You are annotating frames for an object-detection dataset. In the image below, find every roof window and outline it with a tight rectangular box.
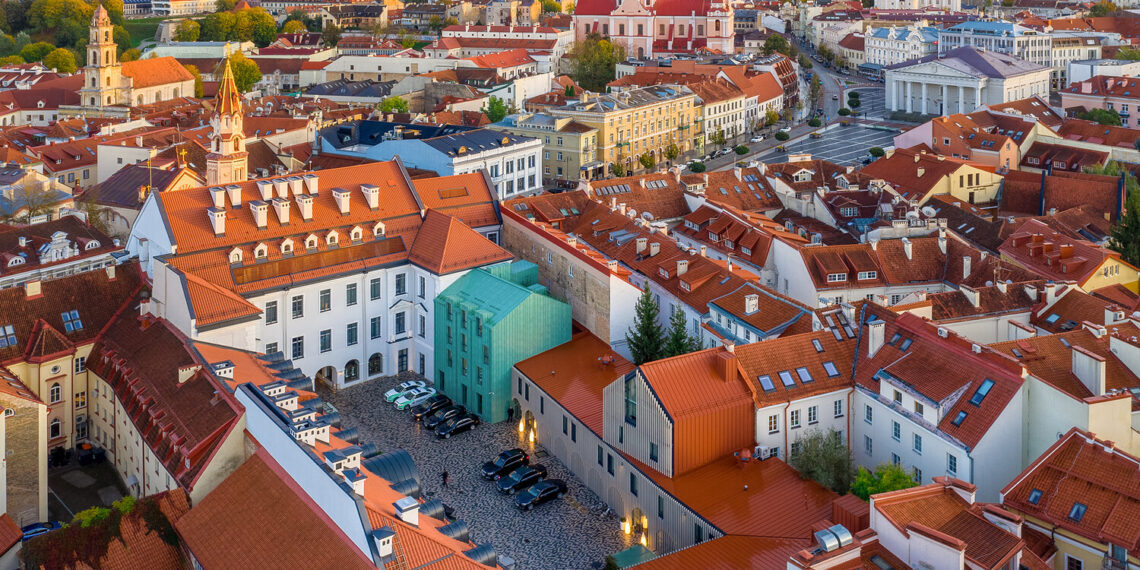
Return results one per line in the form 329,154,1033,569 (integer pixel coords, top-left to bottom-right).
951,411,967,426
889,332,902,346
812,338,824,353
823,361,839,377
61,310,83,332
899,338,913,351
0,325,14,348
1068,502,1087,522
1028,488,1043,505
758,375,775,392
796,367,814,383
969,379,994,406
778,370,795,388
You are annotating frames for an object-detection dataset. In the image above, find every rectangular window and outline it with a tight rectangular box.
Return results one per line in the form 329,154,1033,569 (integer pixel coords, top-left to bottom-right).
894,390,902,404
291,336,304,359
823,361,839,377
790,409,801,428
891,453,900,466
395,274,407,295
370,317,382,339
864,435,873,454
320,329,331,353
649,442,658,462
319,289,331,312
834,400,843,418
914,402,924,416
969,379,995,406
395,312,406,335
264,301,278,324
398,349,408,372
265,342,277,354
418,276,426,298
571,423,576,442
947,454,957,474
607,454,614,475
913,434,923,454
74,356,86,374
624,375,637,426
598,445,604,466
540,397,544,414
346,283,357,306
892,421,901,441
419,315,426,338
865,405,873,424
768,414,779,433
808,406,818,424
370,278,382,300
913,467,922,484
291,295,304,319
563,416,568,435
347,323,358,346
658,496,664,519
483,345,490,365
694,525,703,543
629,473,638,496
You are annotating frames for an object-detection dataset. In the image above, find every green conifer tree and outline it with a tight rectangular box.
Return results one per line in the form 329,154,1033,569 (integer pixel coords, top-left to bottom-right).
626,286,665,365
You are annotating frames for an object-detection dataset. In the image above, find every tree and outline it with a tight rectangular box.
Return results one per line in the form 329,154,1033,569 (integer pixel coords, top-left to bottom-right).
564,84,574,97
1090,0,1117,16
774,131,790,141
709,128,726,147
483,96,508,122
625,285,665,365
542,0,561,11
19,41,52,62
217,51,261,92
0,55,23,65
734,144,748,155
789,429,854,494
1078,107,1122,126
638,152,655,169
174,19,200,41
869,146,885,157
248,8,278,47
798,54,813,69
183,63,204,97
664,143,679,161
216,0,236,10
42,47,75,72
281,19,306,34
810,75,822,104
569,32,625,92
113,24,131,54
27,0,93,48
1084,161,1140,266
851,463,918,500
688,161,706,173
428,15,443,32
323,22,342,47
837,107,851,116
380,96,409,113
610,162,625,177
808,117,821,127
119,47,140,61
662,307,701,358
763,34,790,56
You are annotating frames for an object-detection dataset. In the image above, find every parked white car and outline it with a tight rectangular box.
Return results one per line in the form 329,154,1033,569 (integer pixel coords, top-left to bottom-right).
384,381,426,402
750,135,764,143
394,387,437,410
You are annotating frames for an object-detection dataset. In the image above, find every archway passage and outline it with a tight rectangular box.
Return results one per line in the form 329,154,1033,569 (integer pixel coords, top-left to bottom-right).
315,365,337,389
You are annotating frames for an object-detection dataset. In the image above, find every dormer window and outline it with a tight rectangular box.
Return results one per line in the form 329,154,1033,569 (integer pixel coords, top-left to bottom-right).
373,222,386,237
826,273,847,283
679,281,690,292
327,231,339,246
658,268,668,278
351,226,363,241
840,207,858,217
281,239,293,255
84,240,100,250
229,249,243,264
7,257,23,267
254,243,268,259
708,231,718,243
306,235,318,249
794,171,811,182
857,271,877,280
724,240,733,249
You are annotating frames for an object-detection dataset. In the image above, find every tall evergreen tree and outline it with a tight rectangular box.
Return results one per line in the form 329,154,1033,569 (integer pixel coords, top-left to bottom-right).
663,306,702,358
1110,185,1140,266
626,286,664,365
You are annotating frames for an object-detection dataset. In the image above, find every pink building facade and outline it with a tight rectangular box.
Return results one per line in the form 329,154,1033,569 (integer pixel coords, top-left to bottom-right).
572,0,735,58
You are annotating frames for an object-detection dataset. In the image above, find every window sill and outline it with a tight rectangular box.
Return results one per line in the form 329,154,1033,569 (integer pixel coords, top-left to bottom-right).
808,421,818,426
791,425,801,430
768,430,779,435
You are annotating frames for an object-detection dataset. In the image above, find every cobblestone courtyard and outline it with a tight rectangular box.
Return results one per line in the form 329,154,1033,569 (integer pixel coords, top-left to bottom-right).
322,375,628,569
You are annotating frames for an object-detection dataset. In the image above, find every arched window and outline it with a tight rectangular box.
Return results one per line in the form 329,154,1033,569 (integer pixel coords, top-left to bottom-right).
254,244,268,259
89,97,96,106
373,222,386,237
49,419,61,439
326,231,339,246
173,88,179,98
345,360,360,382
7,257,23,267
84,240,100,250
368,353,383,376
105,77,111,87
306,235,318,249
49,383,61,403
281,239,293,254
351,226,363,241
230,249,242,264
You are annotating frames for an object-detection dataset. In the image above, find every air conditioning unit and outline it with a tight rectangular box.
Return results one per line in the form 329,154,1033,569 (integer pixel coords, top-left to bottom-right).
754,445,772,460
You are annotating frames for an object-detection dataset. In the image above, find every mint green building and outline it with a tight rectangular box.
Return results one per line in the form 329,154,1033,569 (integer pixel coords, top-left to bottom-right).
433,260,571,423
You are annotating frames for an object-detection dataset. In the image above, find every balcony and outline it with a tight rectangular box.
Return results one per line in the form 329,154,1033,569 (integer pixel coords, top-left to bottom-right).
1102,557,1126,570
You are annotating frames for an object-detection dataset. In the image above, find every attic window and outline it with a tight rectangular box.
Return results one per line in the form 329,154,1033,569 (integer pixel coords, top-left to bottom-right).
351,227,363,241
857,271,877,280
1044,314,1060,324
229,249,242,264
899,338,913,351
1068,502,1087,522
796,367,814,383
778,370,795,387
84,240,100,250
327,232,339,246
0,325,14,348
7,257,23,267
969,379,994,406
823,361,839,377
758,374,775,392
826,273,846,283
951,411,967,426
255,244,268,259
812,339,824,353
1028,488,1043,505
889,333,902,346
281,240,293,254
373,222,386,237
305,236,318,249
61,310,83,332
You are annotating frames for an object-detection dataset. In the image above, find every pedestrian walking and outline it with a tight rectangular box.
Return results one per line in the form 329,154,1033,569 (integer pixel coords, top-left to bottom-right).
442,470,449,487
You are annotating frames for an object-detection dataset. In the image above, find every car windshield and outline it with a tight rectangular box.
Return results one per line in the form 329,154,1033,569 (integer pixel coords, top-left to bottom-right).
493,456,510,467
505,467,528,481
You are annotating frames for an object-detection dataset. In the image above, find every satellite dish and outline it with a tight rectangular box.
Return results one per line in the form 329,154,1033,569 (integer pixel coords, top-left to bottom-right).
642,211,654,221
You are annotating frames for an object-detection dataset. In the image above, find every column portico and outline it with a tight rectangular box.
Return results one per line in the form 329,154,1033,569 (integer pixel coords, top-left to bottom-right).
921,82,928,114
958,85,965,114
906,81,913,113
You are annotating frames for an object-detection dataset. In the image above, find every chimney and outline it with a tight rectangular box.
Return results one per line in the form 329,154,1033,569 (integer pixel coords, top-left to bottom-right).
938,233,947,254
271,197,291,225
249,200,268,229
961,284,980,308
256,180,274,201
745,294,759,314
105,265,116,281
869,237,879,251
733,167,742,180
699,245,707,257
394,497,420,526
372,528,396,559
1072,345,1107,396
676,259,688,275
303,173,320,194
718,349,738,383
609,196,617,212
361,183,380,210
296,193,314,221
867,319,885,358
273,178,289,199
208,207,226,236
287,176,303,196
916,167,925,178
1045,282,1058,305
1024,284,1038,301
209,187,226,209
997,280,1008,293
332,187,351,215
650,242,660,256
225,184,242,208
902,237,912,260
619,202,627,216
636,237,647,254
962,256,972,279
24,280,41,298
1106,306,1127,325
1059,243,1074,259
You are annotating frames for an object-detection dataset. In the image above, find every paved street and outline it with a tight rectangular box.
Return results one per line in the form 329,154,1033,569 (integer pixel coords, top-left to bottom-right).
322,376,627,569
751,125,899,166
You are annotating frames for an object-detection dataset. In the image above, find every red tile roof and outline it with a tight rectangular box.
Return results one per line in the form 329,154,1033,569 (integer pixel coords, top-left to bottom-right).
987,96,1064,128
1002,428,1140,559
636,535,808,569
989,324,1140,400
411,171,499,228
464,48,534,69
680,166,783,213
407,209,513,275
514,331,634,436
1057,118,1140,148
859,147,974,203
838,33,864,51
121,56,195,90
999,218,1125,285
175,449,374,568
0,514,18,554
587,171,690,221
735,328,856,407
1000,169,1121,222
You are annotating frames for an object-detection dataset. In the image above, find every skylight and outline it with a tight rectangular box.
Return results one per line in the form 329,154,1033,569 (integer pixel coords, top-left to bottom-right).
778,370,795,387
61,310,83,332
969,379,995,406
889,332,902,346
1068,502,1087,522
899,338,913,351
758,375,775,392
951,411,967,426
1028,488,1043,505
812,339,824,353
1044,313,1060,324
823,361,839,377
796,367,814,383
0,325,14,348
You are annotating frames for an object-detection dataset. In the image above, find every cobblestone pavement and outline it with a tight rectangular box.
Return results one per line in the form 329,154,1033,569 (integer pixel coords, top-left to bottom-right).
321,374,629,569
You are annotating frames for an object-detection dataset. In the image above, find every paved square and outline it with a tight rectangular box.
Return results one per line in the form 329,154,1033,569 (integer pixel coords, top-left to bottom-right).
753,125,899,166
322,376,628,569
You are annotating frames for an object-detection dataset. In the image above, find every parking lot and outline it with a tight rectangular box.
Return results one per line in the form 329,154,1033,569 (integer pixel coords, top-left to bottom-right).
751,124,899,166
845,87,887,120
322,376,627,569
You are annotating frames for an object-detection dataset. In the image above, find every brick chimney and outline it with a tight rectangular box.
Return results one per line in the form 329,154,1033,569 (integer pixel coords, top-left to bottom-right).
1072,345,1106,396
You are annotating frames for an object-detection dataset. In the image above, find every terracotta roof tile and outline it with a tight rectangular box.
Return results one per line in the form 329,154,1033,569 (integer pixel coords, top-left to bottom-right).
588,172,690,221
0,514,18,554
121,57,195,90
407,209,512,275
175,450,374,568
990,324,1140,399
411,172,499,228
735,328,856,407
635,535,808,569
999,218,1126,284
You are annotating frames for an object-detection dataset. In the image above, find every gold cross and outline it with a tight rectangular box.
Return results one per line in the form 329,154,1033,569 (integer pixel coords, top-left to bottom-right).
178,147,188,162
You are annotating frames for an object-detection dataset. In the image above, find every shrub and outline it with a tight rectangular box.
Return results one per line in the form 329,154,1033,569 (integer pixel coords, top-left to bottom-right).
808,117,821,127
869,147,885,157
689,161,707,173
775,131,790,141
734,145,748,155
849,99,861,109
837,108,851,116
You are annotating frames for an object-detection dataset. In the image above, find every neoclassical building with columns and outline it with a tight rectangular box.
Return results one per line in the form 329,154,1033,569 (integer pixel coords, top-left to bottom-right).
885,46,1051,115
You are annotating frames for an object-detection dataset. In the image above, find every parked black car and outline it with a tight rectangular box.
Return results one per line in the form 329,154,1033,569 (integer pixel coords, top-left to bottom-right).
481,448,529,480
423,405,466,430
435,413,480,439
515,479,568,510
412,394,452,422
497,464,548,494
